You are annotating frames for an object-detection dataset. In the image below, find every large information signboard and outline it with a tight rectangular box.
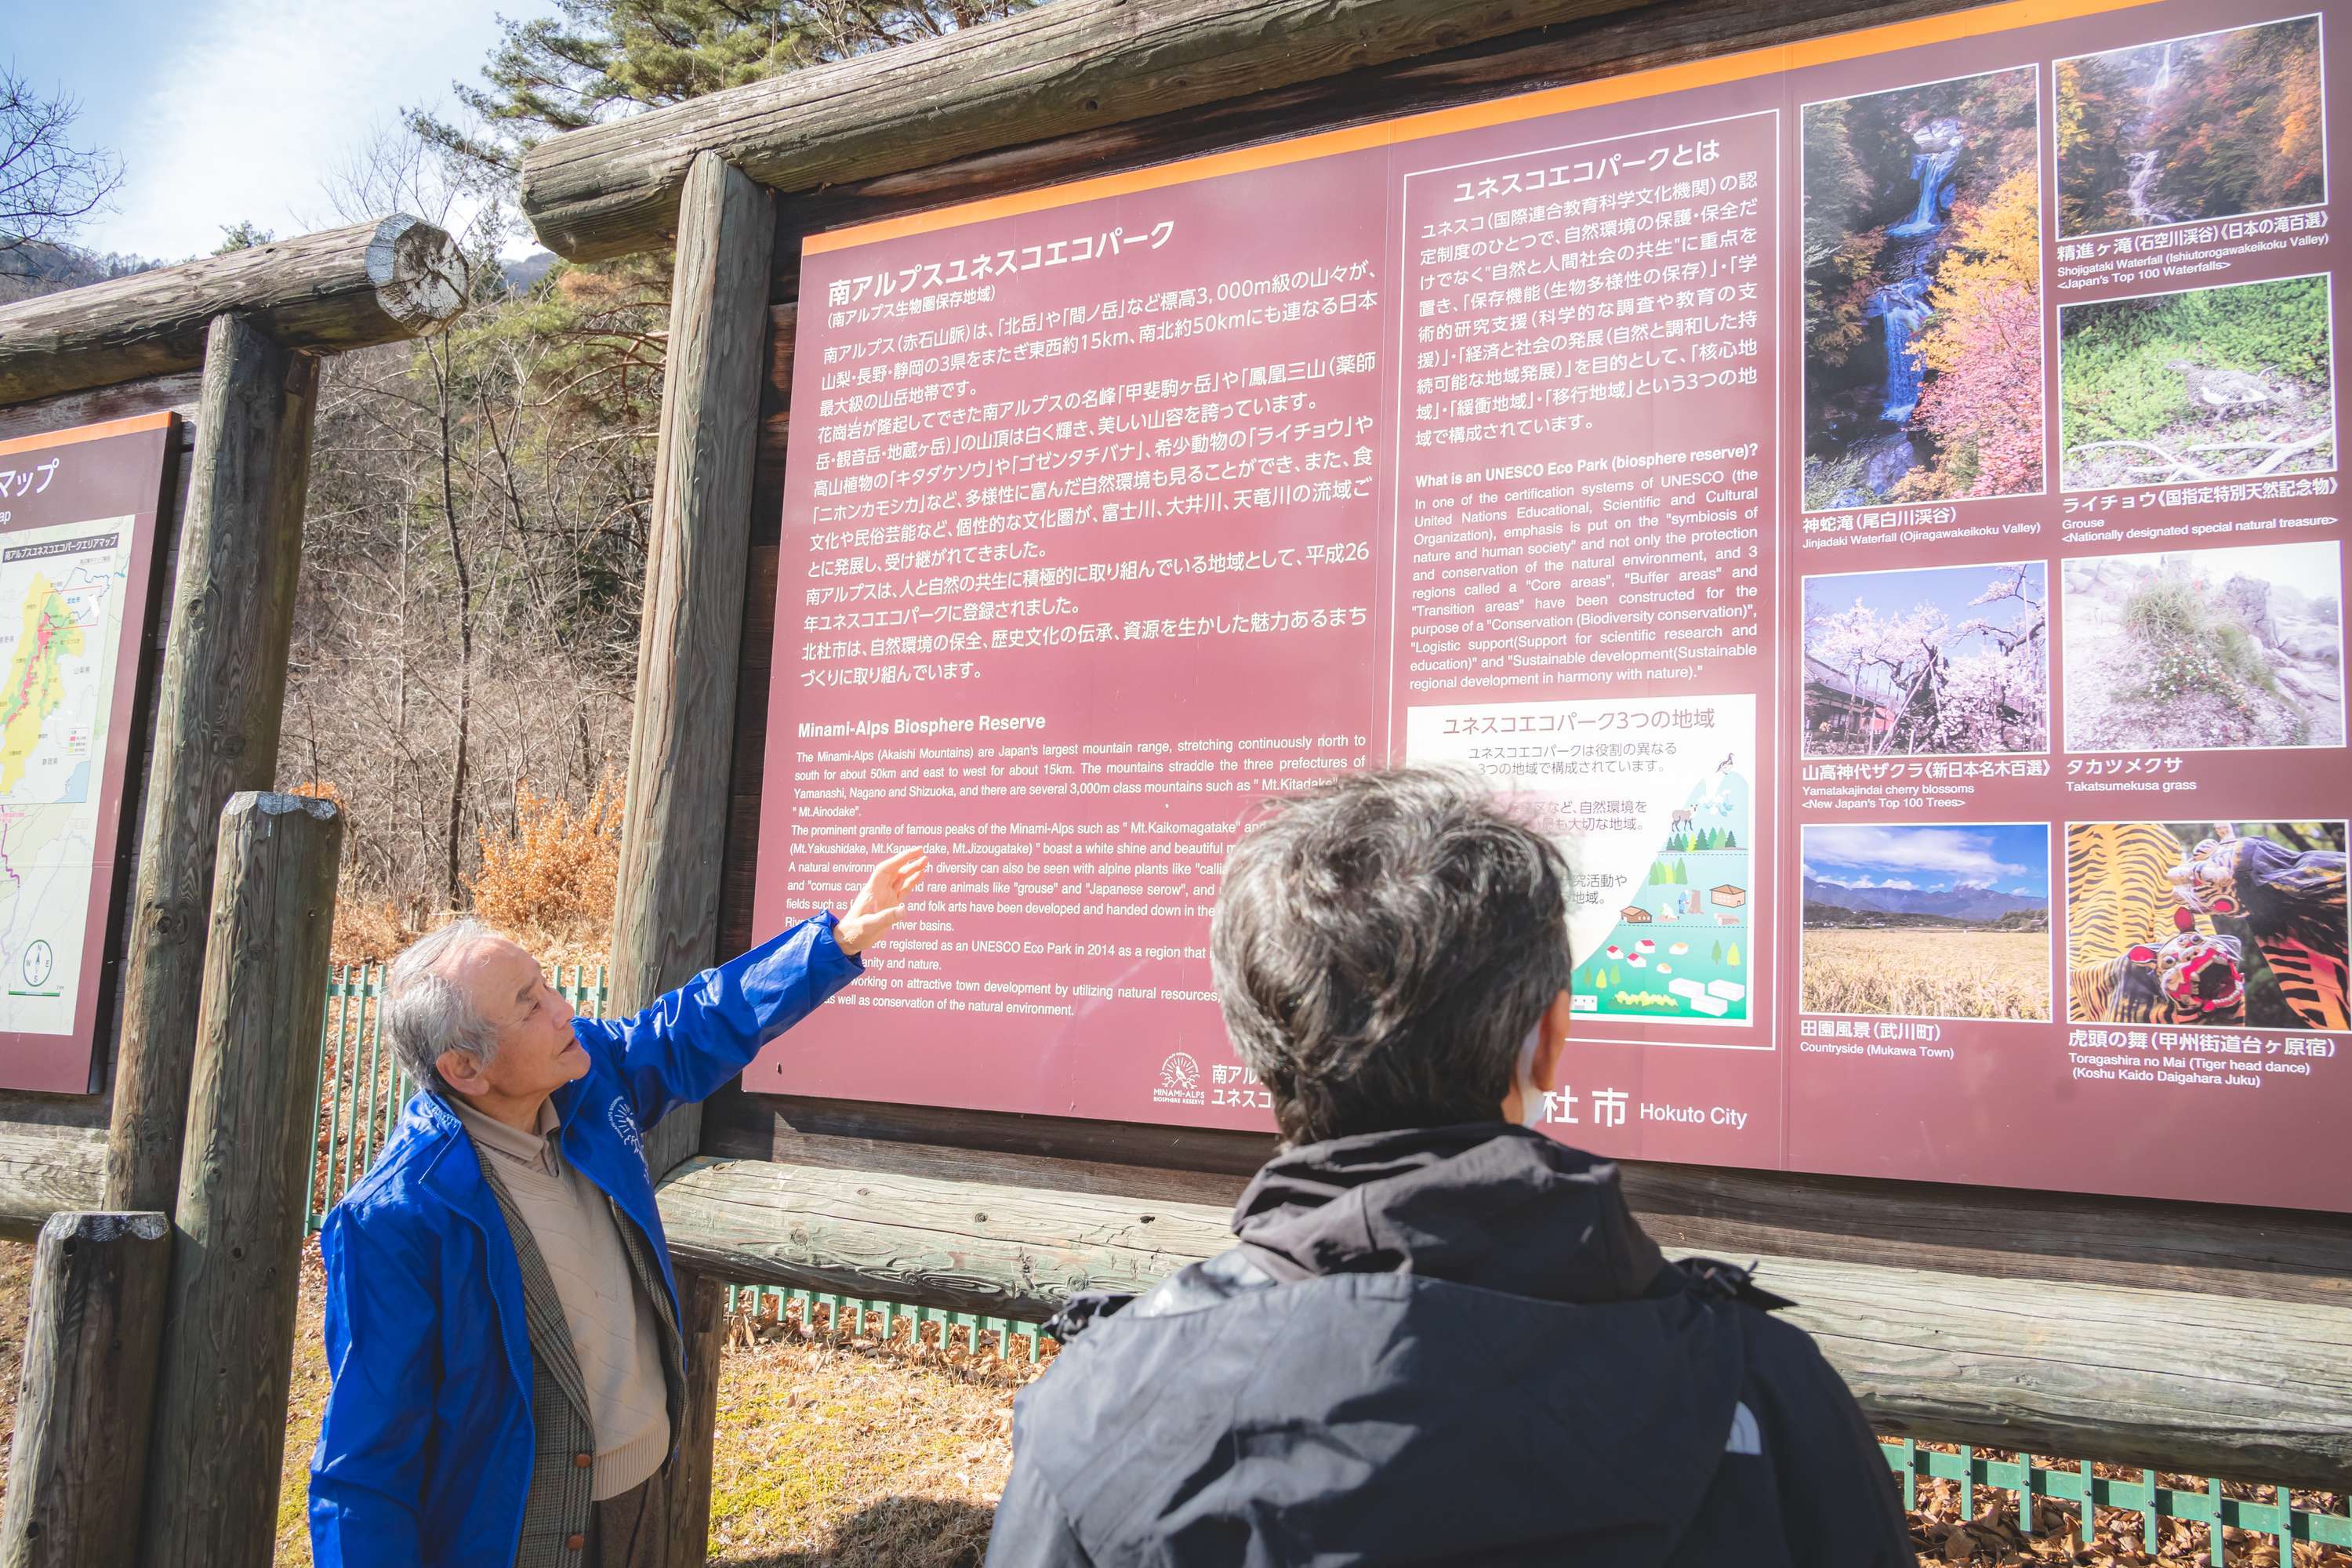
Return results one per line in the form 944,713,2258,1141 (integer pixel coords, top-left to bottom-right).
0,414,174,1094
753,0,2352,1212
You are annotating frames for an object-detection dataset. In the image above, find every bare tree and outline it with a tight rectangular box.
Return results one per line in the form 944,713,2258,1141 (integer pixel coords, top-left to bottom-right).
0,66,122,270
282,119,659,929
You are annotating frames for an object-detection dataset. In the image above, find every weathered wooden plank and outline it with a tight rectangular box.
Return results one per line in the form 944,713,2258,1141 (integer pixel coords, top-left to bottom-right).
655,1152,2352,1488
0,217,464,405
103,317,318,1218
1617,1162,2352,1310
705,1097,2352,1307
706,1087,1278,1178
521,0,1653,261
140,794,342,1568
0,1211,170,1568
0,370,201,445
658,1154,1234,1313
0,1127,108,1244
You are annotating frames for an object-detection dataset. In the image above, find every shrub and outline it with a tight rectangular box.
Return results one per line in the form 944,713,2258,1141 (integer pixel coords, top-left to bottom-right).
466,775,623,962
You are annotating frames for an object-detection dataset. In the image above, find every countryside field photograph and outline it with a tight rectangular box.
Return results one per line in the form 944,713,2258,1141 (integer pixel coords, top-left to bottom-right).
1802,822,2052,1019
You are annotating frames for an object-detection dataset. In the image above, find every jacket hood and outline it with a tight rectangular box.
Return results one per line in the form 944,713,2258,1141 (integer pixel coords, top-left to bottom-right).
1009,1124,1766,1565
1232,1121,1669,1304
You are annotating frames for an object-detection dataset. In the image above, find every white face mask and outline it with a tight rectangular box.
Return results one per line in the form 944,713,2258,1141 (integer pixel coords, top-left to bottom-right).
1513,1022,1548,1129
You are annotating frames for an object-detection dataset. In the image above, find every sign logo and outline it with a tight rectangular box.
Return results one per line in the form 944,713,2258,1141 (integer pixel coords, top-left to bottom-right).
1152,1051,1205,1107
608,1096,644,1165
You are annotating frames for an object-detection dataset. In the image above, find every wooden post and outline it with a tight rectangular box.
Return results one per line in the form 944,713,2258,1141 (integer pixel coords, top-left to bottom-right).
103,315,318,1218
138,793,342,1568
662,1269,731,1563
0,1211,171,1568
612,150,777,1174
607,150,773,1568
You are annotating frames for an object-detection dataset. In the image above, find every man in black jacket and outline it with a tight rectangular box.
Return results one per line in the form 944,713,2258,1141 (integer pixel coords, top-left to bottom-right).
985,768,1918,1567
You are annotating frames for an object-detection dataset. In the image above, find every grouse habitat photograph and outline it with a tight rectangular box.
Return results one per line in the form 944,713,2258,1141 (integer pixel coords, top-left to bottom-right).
2056,273,2336,488
1801,64,2043,510
2060,542,2344,753
2055,14,2326,238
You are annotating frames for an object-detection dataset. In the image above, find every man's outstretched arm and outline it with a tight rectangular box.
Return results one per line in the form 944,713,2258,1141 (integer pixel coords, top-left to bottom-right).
588,848,928,1127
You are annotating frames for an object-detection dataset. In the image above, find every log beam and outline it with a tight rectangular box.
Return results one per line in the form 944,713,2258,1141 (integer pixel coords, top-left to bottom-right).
0,216,465,406
610,152,777,1181
655,1153,2352,1490
0,1211,171,1568
520,0,1648,261
139,794,342,1568
103,315,318,1219
0,1128,108,1243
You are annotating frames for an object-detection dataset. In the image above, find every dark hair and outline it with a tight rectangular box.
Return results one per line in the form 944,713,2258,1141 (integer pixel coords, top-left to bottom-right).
1210,767,1574,1145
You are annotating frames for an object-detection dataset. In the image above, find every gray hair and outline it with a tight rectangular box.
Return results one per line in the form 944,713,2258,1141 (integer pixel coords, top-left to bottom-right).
383,919,501,1094
1211,768,1575,1145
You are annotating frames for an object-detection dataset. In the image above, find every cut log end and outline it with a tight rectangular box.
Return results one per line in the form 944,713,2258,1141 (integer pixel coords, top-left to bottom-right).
365,215,470,332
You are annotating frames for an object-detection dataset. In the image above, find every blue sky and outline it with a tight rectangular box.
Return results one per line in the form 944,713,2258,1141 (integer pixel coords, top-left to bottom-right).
1803,824,2051,896
1805,561,2046,648
9,0,561,261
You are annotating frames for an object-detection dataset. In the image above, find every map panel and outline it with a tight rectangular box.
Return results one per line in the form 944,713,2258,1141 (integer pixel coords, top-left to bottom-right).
0,518,136,1037
0,412,174,1093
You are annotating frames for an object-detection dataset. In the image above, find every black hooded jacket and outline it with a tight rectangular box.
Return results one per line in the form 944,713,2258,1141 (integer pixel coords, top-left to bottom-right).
984,1124,1917,1567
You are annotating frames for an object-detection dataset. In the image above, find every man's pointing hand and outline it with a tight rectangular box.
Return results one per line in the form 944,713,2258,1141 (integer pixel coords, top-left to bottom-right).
836,848,930,956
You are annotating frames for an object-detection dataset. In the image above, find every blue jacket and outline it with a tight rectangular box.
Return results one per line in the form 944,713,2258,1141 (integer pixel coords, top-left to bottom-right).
308,914,862,1568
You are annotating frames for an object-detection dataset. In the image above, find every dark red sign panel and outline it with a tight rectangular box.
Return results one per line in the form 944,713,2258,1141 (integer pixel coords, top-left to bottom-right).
0,413,175,1093
754,0,2352,1213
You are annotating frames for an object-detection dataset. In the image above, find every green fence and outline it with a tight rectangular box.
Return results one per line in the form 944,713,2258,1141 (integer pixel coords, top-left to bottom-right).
307,967,2350,1560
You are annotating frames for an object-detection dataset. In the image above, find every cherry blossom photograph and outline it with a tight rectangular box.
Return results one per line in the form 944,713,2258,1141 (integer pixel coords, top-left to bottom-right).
1801,560,2050,758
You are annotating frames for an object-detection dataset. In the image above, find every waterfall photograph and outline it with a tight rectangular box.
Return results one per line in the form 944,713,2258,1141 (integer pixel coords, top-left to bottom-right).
1802,66,2043,511
2056,15,2325,238
2057,273,2335,488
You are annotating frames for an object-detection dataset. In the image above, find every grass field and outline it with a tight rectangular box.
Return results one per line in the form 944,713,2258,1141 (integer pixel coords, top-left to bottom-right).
1801,927,2051,1020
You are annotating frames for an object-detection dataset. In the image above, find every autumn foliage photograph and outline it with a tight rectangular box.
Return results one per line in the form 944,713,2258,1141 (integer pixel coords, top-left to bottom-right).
2056,15,2325,238
1802,65,2043,510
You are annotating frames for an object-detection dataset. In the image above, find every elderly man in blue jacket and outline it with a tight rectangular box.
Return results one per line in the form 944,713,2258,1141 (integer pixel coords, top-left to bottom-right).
309,848,926,1568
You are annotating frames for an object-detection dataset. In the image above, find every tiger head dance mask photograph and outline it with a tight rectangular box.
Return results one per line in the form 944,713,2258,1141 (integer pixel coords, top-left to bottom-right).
2067,820,2349,1030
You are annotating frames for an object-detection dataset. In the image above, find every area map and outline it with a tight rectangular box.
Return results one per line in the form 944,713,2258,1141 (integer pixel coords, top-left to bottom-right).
0,517,133,1039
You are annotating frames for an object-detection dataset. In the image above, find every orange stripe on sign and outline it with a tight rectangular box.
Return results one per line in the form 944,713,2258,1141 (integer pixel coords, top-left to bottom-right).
804,0,2158,256
0,409,176,457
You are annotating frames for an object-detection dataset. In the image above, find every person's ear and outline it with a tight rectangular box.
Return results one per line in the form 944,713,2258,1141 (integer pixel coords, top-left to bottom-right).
1536,989,1573,1086
437,1048,488,1097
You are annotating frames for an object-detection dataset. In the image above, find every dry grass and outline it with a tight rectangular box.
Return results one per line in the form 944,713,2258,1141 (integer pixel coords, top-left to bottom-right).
466,776,622,968
1802,927,2052,1021
0,1240,2343,1565
324,777,622,967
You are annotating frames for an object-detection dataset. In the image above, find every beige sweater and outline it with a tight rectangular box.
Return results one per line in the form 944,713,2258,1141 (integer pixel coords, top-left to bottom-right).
453,1098,671,1499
